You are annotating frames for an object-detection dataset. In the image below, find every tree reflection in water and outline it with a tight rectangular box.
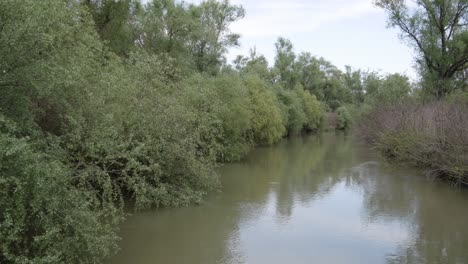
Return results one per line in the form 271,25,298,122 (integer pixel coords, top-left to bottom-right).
111,132,468,264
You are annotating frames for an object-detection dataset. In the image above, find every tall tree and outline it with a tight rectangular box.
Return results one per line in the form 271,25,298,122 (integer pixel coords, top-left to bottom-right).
234,47,271,80
274,37,297,89
83,0,136,56
376,0,468,99
140,0,195,54
344,66,365,104
295,53,351,110
191,0,245,74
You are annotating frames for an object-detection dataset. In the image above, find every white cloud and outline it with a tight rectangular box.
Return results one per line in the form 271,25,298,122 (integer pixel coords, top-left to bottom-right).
230,0,381,37
141,0,416,78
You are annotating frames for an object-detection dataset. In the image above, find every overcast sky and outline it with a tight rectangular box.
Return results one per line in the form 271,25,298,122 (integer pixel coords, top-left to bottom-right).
146,0,417,78
226,0,416,78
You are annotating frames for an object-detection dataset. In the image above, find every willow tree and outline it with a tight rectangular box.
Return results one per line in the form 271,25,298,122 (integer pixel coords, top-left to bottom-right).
191,0,245,74
83,0,137,56
376,0,468,98
273,37,298,89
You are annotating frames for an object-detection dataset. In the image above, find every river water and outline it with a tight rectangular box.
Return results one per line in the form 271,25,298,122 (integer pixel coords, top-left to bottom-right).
110,132,468,264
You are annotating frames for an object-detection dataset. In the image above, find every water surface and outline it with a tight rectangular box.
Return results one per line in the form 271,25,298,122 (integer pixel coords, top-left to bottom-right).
110,133,468,264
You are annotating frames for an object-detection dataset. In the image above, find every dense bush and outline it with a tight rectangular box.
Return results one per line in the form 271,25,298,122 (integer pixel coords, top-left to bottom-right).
0,1,220,262
180,73,253,162
277,88,307,135
0,117,120,263
244,76,286,145
363,73,411,105
359,102,468,185
2,0,413,262
301,90,324,131
0,0,105,133
446,89,468,104
336,106,352,130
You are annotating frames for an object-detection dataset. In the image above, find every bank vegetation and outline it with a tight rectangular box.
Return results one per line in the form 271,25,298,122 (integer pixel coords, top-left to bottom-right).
0,0,466,263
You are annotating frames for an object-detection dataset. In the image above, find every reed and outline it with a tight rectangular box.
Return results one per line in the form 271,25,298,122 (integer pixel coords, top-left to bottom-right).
359,101,468,185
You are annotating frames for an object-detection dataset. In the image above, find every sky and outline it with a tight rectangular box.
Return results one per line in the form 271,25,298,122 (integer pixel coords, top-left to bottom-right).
223,0,417,79
144,0,418,79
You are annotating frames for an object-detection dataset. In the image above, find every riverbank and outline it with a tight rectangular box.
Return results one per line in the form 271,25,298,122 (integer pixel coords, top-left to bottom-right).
110,132,468,264
359,101,468,185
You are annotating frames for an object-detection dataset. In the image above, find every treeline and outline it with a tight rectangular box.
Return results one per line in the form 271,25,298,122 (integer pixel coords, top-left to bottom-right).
359,1,468,185
0,0,409,262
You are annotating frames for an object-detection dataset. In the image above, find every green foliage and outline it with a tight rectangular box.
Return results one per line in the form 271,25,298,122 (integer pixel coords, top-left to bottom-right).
364,73,412,105
379,73,411,102
0,117,120,264
277,87,307,135
445,89,468,104
274,37,298,89
0,0,104,133
234,48,272,81
136,0,198,71
83,0,136,56
88,0,245,74
301,91,324,131
344,66,365,105
244,76,286,145
336,106,352,130
66,54,221,209
363,72,382,98
2,0,429,262
376,0,468,98
295,52,351,110
193,0,245,74
343,103,373,126
181,73,252,162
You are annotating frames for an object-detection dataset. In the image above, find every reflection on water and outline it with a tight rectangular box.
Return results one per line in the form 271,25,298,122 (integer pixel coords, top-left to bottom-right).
110,132,468,264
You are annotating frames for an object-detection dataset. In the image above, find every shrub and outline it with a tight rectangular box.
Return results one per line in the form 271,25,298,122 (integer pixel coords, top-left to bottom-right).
359,101,468,185
209,74,253,161
301,90,324,131
61,62,222,209
244,75,286,145
336,106,352,130
180,73,252,162
0,117,120,264
0,0,334,262
377,73,411,103
446,89,468,104
277,88,307,135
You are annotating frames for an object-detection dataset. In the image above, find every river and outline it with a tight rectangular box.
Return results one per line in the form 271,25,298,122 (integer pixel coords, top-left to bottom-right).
110,132,468,264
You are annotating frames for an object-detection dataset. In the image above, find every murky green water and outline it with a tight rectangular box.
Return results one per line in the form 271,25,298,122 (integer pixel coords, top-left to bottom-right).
110,132,468,264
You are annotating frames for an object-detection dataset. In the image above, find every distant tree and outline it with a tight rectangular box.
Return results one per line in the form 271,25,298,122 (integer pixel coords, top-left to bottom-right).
296,52,327,98
294,53,352,110
273,37,298,88
191,0,245,74
363,71,383,97
380,73,412,102
376,0,468,99
234,47,271,80
344,66,365,104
